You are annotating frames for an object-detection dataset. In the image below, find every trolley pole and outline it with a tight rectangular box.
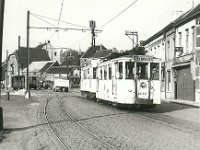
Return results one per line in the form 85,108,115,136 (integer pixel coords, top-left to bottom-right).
25,10,30,99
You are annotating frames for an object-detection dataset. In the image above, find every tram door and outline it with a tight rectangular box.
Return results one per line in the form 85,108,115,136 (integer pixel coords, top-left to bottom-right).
136,62,149,99
150,63,161,104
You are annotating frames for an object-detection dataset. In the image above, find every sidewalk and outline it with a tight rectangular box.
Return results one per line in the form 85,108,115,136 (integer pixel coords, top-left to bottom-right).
161,98,200,125
0,94,41,150
162,98,200,108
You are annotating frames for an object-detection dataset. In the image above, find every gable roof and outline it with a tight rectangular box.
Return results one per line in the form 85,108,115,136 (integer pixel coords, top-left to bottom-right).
16,47,50,69
46,66,69,74
23,61,54,73
93,50,112,58
143,3,200,45
81,44,107,58
39,61,59,73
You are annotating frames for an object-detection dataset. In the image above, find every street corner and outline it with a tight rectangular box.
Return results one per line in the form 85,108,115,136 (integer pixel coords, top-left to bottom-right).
156,99,200,125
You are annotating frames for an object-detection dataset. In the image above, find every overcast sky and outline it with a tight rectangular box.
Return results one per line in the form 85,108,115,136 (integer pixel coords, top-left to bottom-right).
2,0,199,60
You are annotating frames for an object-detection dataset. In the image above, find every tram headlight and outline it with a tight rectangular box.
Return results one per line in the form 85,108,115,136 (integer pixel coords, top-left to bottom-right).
140,82,147,88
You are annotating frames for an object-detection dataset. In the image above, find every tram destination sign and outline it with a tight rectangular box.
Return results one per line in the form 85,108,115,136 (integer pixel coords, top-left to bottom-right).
133,55,153,62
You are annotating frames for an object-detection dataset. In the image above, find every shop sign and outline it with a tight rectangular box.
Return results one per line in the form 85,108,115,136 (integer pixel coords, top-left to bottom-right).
173,54,193,64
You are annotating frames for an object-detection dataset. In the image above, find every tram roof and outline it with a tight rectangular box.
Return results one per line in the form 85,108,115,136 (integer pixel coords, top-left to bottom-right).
101,55,161,63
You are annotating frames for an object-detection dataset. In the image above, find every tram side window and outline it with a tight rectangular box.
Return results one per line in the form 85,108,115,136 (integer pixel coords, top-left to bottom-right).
150,63,159,80
137,63,148,79
104,65,107,80
93,67,97,79
83,70,86,79
118,62,123,79
108,64,112,80
87,69,90,79
99,67,103,80
126,62,135,79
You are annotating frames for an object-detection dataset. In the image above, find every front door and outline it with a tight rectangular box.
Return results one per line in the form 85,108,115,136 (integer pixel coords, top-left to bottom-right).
177,67,195,101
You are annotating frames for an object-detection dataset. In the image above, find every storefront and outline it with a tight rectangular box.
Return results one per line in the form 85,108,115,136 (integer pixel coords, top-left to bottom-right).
172,54,195,101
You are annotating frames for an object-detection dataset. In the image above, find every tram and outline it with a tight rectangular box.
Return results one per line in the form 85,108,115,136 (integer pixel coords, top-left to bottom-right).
81,55,162,108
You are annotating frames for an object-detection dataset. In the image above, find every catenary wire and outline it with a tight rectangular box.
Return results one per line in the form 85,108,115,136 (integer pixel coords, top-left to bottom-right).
30,13,57,27
98,0,138,29
31,12,88,29
57,0,65,27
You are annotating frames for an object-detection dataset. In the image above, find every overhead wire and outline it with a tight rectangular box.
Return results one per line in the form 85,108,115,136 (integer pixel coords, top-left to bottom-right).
68,0,139,49
56,0,65,49
158,0,189,20
68,33,90,48
57,0,64,27
31,12,88,29
98,0,138,29
30,13,57,27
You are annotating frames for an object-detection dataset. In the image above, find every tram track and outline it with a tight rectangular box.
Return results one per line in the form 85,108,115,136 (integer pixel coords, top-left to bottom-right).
44,97,72,150
56,94,121,150
133,110,200,135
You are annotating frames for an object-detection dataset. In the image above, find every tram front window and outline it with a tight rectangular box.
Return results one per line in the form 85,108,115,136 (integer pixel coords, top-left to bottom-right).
150,63,159,80
126,62,135,79
137,63,148,79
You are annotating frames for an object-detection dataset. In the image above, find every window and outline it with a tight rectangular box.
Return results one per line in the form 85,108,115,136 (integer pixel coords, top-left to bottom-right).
93,67,97,79
191,26,195,52
54,52,57,56
150,63,159,80
99,67,102,80
108,64,112,80
83,70,86,79
186,29,189,53
137,63,148,79
178,32,182,47
118,62,123,79
196,26,200,47
167,70,171,91
11,64,14,75
167,40,170,49
104,65,107,80
125,62,135,79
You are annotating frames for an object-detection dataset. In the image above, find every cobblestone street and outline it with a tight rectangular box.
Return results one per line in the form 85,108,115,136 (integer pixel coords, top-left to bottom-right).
1,90,200,149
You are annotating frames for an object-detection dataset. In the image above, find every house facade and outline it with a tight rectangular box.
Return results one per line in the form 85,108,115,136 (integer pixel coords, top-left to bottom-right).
80,44,107,67
143,3,200,103
5,46,50,88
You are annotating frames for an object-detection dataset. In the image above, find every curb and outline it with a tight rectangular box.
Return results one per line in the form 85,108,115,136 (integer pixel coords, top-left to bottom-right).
162,99,200,109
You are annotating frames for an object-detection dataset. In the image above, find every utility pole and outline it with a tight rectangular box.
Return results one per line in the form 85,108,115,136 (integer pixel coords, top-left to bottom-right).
18,36,20,77
6,50,9,101
90,20,96,46
125,31,138,49
0,0,5,130
25,10,30,99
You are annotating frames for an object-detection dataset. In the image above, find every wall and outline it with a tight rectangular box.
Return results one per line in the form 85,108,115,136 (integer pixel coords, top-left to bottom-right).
165,29,176,99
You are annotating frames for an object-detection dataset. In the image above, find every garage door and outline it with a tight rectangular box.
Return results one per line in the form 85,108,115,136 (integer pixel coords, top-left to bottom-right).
177,67,195,101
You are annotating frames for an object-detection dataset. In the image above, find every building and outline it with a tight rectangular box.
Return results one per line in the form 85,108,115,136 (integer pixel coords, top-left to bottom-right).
80,44,107,67
6,46,50,88
143,3,200,103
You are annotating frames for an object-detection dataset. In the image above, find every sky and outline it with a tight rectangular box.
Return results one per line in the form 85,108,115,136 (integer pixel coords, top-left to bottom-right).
2,0,199,61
